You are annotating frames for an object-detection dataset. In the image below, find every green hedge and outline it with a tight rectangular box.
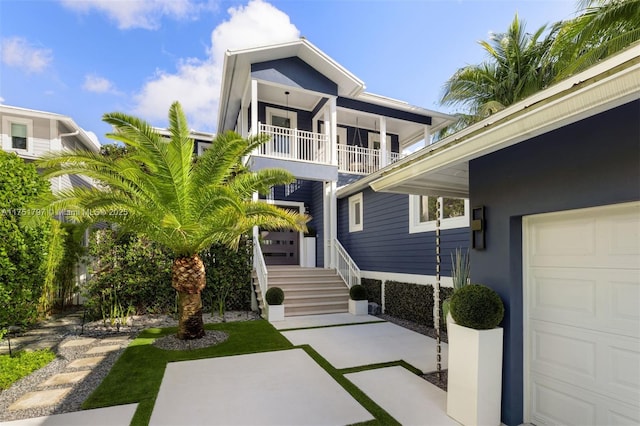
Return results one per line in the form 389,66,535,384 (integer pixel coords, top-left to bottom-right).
361,278,382,305
384,281,434,326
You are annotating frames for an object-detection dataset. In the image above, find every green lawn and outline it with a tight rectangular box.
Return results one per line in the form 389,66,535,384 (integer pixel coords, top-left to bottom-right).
83,319,399,426
0,349,56,390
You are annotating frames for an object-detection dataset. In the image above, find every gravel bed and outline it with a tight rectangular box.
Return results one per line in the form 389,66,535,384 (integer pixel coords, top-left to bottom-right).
153,330,229,351
0,311,258,422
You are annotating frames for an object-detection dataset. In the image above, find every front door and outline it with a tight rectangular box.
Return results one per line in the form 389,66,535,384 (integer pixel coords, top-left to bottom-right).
260,229,299,265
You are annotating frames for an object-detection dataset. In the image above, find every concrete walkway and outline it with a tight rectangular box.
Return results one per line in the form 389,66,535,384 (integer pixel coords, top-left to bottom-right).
2,313,458,425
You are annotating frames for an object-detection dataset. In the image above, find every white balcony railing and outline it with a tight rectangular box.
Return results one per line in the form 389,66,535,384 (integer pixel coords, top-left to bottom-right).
255,123,405,174
258,123,330,164
333,238,360,289
336,144,405,175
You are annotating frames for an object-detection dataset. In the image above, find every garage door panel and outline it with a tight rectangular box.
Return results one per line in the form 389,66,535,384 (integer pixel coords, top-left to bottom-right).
529,268,639,337
531,320,640,406
531,375,640,426
525,202,640,425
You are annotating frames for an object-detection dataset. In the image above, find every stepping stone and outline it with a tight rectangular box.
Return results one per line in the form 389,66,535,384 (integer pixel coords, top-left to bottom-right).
86,344,121,354
101,336,130,344
9,388,71,410
40,370,90,387
61,337,96,348
67,356,105,369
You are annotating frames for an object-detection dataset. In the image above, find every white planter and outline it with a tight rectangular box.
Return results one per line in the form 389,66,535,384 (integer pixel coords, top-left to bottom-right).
447,322,503,426
267,304,285,322
349,299,368,316
302,237,316,267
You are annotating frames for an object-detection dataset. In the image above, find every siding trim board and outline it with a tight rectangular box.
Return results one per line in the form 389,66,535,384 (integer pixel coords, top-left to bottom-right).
337,97,432,125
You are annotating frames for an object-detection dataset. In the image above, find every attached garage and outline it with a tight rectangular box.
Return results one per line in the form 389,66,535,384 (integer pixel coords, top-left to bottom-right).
368,47,639,424
524,202,640,425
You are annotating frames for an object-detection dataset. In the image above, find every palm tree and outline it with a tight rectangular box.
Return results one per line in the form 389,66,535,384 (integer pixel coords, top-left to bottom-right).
34,102,308,339
440,14,557,123
551,0,640,80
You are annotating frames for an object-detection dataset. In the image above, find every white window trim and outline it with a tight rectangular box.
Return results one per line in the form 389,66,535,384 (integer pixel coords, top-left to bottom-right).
2,116,33,154
265,106,297,129
408,195,470,233
349,192,364,232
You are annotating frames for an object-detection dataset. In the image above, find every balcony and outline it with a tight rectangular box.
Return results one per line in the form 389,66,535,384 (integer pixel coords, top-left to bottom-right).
256,123,405,175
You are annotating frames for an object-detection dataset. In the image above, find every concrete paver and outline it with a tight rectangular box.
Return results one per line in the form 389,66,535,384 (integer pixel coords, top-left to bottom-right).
85,344,121,354
282,321,448,371
60,338,96,348
39,371,90,387
272,313,384,330
0,403,138,426
149,348,374,426
346,366,459,425
8,389,72,411
66,356,105,369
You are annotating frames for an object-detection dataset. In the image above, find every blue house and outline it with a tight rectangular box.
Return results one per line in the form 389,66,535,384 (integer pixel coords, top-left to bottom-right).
217,38,467,316
368,46,640,425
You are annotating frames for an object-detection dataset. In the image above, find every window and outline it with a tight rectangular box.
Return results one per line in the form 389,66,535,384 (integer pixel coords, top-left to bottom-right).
349,192,363,232
2,117,33,152
409,195,469,233
11,123,27,149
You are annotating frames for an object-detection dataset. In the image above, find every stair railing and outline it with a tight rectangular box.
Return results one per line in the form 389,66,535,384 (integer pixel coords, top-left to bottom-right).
253,234,268,305
333,238,361,289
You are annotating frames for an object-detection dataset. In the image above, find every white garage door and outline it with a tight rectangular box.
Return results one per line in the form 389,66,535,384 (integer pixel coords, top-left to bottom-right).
524,202,640,425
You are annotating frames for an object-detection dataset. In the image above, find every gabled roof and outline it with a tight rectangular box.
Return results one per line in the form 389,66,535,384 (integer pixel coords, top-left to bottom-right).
217,38,455,133
218,38,365,131
0,104,101,152
350,44,640,199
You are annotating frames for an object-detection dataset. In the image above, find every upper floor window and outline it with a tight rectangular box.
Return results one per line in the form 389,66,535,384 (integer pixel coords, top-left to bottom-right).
409,195,469,233
349,192,363,232
2,116,33,152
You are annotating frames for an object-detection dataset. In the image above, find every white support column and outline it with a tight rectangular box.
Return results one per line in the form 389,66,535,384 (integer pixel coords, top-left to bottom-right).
251,79,258,136
329,97,338,166
323,109,331,165
329,180,337,269
323,181,331,268
424,124,432,146
379,116,387,168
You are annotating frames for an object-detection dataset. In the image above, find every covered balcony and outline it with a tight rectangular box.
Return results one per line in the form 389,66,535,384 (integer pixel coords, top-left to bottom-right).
256,122,405,175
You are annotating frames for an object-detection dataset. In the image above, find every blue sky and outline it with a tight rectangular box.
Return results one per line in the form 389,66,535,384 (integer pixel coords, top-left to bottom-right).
0,0,579,145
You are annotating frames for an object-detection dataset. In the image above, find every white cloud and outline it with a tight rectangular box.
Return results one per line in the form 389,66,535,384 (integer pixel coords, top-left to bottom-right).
60,0,215,30
132,0,300,132
1,37,53,73
83,74,120,94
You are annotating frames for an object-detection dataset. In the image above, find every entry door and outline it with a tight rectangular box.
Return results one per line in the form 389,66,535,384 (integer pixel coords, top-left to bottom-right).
523,202,640,425
260,229,299,265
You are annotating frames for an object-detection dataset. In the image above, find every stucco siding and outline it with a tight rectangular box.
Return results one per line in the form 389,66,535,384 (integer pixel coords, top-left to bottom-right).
468,100,640,426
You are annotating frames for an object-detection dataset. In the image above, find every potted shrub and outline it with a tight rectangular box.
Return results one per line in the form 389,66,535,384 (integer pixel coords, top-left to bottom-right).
265,287,285,322
446,284,505,426
348,284,368,316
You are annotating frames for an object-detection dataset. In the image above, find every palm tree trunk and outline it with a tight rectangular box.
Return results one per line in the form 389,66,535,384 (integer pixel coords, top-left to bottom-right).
172,254,206,339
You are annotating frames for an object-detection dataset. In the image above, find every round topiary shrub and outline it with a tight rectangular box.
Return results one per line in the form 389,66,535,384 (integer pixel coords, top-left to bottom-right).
450,284,504,330
349,284,368,301
265,287,285,305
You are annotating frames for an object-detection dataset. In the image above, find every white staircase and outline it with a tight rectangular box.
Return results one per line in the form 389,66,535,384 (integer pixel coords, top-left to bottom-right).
255,266,350,316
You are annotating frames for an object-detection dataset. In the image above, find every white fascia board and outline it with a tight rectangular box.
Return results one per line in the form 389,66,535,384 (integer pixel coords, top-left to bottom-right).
370,48,640,194
358,92,456,130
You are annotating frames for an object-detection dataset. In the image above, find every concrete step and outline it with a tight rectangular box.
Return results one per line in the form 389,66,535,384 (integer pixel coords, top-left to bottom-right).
284,301,349,316
267,276,345,285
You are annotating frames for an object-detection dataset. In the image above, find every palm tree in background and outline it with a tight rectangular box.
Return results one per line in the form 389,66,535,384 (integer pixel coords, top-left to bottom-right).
440,14,557,123
438,0,639,136
33,102,308,339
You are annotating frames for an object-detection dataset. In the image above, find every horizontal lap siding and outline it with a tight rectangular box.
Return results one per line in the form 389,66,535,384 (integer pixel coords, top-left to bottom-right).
338,188,469,276
311,181,324,267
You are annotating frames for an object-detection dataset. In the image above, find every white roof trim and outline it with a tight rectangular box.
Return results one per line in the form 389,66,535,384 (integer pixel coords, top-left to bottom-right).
368,45,640,196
